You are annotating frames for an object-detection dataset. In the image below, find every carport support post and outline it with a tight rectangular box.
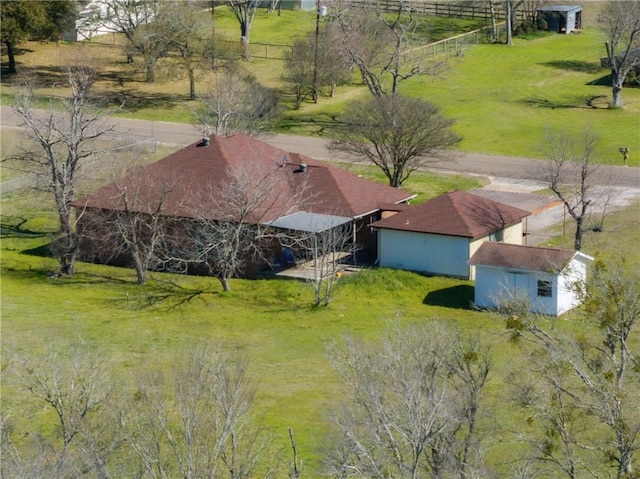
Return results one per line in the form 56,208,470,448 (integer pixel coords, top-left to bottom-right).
352,220,357,263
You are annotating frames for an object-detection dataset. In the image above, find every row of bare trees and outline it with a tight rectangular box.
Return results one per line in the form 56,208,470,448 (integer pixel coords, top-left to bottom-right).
2,342,273,479
4,261,638,478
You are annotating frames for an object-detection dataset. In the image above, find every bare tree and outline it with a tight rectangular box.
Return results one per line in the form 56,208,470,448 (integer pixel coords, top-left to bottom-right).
176,159,307,292
325,321,491,478
332,0,441,98
330,94,461,187
164,0,218,100
541,130,604,251
90,0,173,82
281,218,354,307
503,259,640,479
228,0,258,60
284,25,351,108
597,1,640,108
122,343,276,479
12,66,111,275
194,61,279,137
5,342,115,478
283,37,315,109
82,178,172,286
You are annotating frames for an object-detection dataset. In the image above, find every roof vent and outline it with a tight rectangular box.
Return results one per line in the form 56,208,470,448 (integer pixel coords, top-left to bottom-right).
300,163,307,172
200,137,210,147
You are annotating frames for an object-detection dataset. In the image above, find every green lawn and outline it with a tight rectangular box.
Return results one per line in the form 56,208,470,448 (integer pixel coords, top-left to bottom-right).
2,173,638,474
2,4,639,474
285,28,640,165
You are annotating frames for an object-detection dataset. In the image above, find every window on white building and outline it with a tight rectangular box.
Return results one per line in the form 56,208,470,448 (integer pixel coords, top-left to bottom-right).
537,280,552,297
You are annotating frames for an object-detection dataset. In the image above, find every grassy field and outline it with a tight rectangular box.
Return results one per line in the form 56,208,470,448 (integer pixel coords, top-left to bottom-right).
1,3,639,475
2,164,638,475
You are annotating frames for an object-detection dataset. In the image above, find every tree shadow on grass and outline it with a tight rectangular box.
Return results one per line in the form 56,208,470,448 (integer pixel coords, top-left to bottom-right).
519,95,610,109
1,64,71,89
118,278,214,311
95,87,187,113
540,60,604,75
0,217,48,240
423,284,474,310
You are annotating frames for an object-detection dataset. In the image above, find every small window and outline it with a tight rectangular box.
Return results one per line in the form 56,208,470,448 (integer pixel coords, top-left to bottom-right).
489,229,504,242
537,280,552,297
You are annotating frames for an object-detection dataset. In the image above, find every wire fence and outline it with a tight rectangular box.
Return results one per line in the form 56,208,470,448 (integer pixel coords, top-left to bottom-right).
343,0,527,22
405,24,500,62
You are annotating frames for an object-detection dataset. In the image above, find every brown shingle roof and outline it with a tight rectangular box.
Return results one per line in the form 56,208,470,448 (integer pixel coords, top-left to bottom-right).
73,133,413,222
370,190,530,238
469,242,576,272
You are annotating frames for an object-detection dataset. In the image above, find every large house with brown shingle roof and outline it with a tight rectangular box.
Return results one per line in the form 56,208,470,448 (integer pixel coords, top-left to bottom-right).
370,190,530,280
73,133,414,275
469,242,593,316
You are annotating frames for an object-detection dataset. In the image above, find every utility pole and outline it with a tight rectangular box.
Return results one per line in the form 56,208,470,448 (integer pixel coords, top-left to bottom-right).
312,1,321,103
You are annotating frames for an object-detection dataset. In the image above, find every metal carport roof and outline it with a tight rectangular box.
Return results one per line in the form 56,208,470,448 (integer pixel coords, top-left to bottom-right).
265,212,352,233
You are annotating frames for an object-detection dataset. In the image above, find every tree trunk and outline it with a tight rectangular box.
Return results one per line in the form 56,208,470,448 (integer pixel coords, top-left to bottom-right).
489,1,498,43
133,253,147,285
57,201,77,275
219,277,231,292
189,69,196,100
145,63,155,83
574,217,584,251
611,71,624,107
505,0,513,45
6,42,17,74
240,21,250,60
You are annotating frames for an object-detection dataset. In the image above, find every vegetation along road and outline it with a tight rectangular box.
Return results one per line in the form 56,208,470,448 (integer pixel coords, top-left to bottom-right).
2,106,639,189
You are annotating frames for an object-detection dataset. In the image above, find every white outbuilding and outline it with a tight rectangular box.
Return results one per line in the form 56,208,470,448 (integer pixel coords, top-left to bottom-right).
370,191,530,280
469,242,593,316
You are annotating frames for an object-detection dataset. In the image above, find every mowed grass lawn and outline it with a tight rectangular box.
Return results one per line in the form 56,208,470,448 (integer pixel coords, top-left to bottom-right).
1,4,639,473
2,180,639,474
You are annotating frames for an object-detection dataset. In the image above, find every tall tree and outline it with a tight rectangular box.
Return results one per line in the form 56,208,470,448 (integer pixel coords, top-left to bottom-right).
13,66,111,275
330,94,461,187
597,1,640,108
123,343,275,478
1,0,76,74
90,0,173,82
326,321,491,478
194,61,278,137
228,0,258,60
504,259,640,479
283,25,351,108
333,0,440,98
164,0,221,100
541,130,607,251
174,159,308,292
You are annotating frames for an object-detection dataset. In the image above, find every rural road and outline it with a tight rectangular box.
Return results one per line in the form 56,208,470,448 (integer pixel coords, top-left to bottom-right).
2,105,639,189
